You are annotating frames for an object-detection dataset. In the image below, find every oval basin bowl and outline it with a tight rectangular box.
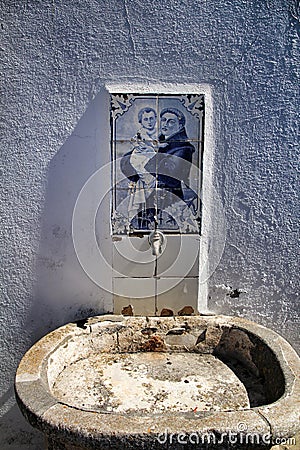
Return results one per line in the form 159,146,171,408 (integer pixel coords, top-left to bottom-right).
15,315,300,449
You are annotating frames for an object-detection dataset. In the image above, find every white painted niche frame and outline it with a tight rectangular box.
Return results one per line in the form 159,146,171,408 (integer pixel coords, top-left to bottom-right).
107,82,225,313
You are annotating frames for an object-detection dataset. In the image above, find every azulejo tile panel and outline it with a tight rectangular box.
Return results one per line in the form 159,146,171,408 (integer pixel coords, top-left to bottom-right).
111,93,204,235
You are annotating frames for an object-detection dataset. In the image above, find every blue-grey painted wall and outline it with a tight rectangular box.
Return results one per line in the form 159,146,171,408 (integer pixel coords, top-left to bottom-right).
1,0,299,446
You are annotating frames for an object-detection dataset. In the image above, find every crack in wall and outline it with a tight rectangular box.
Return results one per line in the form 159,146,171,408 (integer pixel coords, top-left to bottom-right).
289,0,300,24
123,0,137,58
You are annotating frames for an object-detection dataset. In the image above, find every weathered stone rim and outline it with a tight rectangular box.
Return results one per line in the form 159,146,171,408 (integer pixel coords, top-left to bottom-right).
15,315,300,449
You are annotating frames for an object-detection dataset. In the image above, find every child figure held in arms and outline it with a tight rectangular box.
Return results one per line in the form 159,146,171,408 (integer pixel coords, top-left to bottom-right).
121,107,167,228
129,107,166,189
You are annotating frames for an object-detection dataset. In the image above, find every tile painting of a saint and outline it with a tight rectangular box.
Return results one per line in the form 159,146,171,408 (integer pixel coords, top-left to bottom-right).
111,94,204,234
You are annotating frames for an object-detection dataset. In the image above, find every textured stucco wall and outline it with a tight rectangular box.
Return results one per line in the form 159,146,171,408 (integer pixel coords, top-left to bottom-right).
1,0,299,446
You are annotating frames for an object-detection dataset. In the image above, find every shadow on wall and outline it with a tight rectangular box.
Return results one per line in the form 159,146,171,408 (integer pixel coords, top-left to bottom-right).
1,89,113,449
26,87,113,343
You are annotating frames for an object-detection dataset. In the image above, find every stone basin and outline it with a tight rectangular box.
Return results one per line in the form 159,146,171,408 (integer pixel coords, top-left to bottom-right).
15,315,300,449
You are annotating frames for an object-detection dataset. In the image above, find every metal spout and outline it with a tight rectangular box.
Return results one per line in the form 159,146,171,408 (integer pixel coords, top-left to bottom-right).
148,230,165,257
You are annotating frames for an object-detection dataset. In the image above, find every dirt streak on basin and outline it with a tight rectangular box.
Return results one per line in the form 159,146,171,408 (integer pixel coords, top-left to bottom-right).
15,315,300,449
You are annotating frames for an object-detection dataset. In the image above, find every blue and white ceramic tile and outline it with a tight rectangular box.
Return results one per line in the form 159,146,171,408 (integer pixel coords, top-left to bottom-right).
113,95,158,142
114,188,156,232
111,93,204,235
157,96,202,142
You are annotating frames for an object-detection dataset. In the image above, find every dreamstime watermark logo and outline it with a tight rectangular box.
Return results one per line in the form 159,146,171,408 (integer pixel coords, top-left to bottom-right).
72,156,226,298
156,423,297,447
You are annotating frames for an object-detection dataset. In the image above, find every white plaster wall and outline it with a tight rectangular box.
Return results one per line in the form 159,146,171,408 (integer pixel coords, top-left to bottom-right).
1,0,299,446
